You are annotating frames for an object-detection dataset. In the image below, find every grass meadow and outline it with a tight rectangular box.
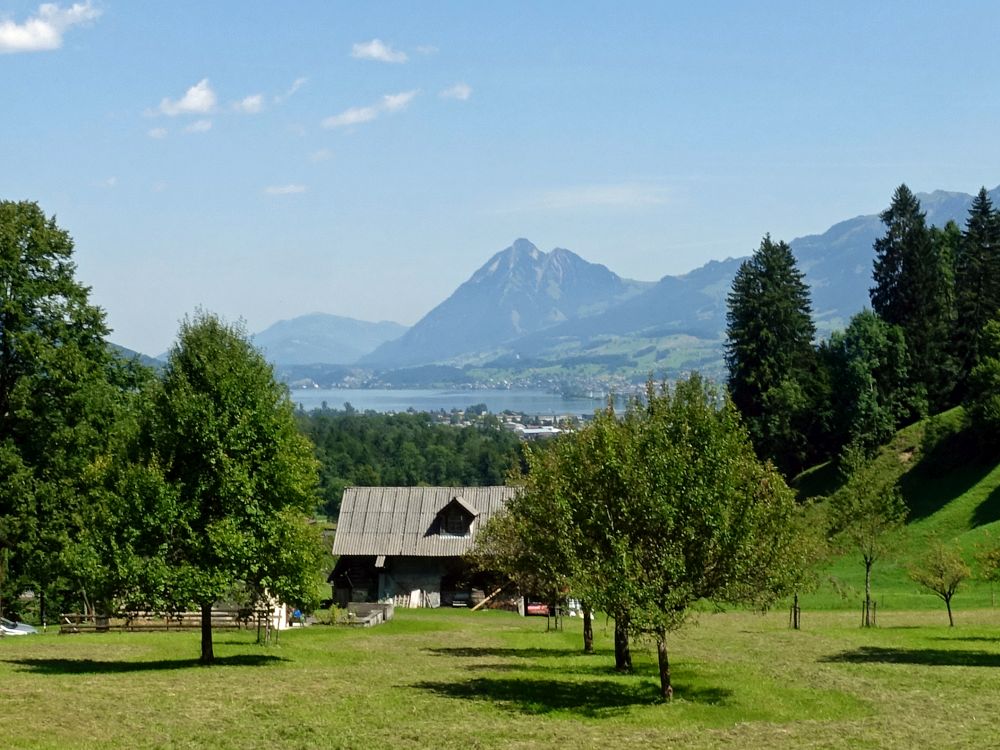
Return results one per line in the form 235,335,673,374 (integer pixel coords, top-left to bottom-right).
2,607,1000,749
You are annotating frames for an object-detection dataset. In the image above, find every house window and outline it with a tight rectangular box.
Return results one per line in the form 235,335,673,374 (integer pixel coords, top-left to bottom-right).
442,509,470,536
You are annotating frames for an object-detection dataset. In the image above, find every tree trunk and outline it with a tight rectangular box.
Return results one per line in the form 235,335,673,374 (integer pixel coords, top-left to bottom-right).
614,613,632,672
200,603,214,664
39,589,46,630
582,603,594,654
864,560,873,627
946,596,954,627
656,629,673,701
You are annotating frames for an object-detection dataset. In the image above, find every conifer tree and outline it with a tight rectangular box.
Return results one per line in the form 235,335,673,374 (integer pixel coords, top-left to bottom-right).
725,234,817,474
870,185,957,411
954,187,1000,390
871,185,927,327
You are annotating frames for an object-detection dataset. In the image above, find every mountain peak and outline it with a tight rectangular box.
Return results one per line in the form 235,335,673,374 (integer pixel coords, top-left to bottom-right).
361,239,644,367
511,237,540,256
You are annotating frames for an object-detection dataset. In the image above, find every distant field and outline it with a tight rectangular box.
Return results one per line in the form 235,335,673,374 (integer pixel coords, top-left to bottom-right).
2,608,999,749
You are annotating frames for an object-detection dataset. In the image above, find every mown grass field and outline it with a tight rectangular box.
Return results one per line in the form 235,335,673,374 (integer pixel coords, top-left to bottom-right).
2,607,1000,749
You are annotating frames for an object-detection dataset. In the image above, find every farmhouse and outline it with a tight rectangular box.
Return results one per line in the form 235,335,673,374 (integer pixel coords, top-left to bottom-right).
329,486,518,608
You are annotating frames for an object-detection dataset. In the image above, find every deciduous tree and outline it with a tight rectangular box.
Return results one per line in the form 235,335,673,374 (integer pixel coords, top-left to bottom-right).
489,377,801,700
823,310,922,455
0,201,124,621
965,318,1000,445
828,447,907,627
145,312,323,663
908,541,970,627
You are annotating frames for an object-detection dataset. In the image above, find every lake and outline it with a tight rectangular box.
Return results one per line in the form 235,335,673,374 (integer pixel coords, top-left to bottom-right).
288,387,612,416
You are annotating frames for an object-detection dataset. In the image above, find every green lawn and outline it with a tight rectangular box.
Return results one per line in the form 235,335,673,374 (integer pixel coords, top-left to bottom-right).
2,607,1000,748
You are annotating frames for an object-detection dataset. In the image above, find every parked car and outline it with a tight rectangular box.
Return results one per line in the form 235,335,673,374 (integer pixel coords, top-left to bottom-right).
0,617,38,636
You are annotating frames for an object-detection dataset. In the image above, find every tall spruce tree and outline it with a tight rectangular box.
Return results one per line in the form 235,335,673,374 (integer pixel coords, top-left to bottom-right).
871,185,926,327
870,185,957,411
725,235,817,474
954,187,1000,391
922,222,960,407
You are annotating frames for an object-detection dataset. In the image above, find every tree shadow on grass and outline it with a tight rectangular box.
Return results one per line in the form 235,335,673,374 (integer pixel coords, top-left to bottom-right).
5,654,286,675
972,483,1000,527
425,646,602,659
901,461,996,522
462,659,668,681
412,676,730,717
821,647,1000,668
933,636,1000,643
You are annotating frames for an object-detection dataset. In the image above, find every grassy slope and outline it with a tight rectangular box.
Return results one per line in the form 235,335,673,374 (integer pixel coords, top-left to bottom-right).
795,408,1000,615
3,608,1000,749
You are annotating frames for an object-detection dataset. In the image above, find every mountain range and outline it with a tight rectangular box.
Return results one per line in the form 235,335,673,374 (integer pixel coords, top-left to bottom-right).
252,313,407,365
236,185,1000,382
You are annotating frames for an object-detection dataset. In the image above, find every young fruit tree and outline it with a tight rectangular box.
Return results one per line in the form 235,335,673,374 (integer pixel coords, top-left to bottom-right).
486,376,802,700
828,446,907,627
468,464,593,649
908,542,970,627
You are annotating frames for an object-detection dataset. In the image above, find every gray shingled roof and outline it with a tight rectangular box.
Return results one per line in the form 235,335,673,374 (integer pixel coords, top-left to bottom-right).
332,486,518,557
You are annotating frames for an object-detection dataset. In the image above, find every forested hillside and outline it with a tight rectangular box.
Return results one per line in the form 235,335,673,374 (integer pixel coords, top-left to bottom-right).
296,410,525,517
725,185,1000,476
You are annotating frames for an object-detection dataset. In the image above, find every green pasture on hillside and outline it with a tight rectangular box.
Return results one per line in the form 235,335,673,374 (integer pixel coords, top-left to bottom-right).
796,408,1000,614
2,608,1000,749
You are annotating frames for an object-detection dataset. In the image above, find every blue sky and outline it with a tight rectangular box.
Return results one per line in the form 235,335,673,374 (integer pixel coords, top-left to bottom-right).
3,1,1000,354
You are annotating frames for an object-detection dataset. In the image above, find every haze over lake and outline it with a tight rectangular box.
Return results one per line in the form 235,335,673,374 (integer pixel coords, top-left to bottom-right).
289,388,611,416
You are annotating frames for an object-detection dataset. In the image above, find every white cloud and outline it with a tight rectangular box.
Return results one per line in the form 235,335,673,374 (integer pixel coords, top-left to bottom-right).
322,90,418,128
157,79,217,116
233,94,263,114
0,1,101,54
184,119,212,133
309,148,333,162
274,76,307,104
264,184,306,195
382,90,417,112
322,106,378,128
94,175,117,189
147,127,168,139
351,38,407,63
151,181,168,193
440,82,472,101
416,44,438,55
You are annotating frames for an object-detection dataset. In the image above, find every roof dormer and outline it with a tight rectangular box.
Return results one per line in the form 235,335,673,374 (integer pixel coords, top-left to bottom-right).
437,495,479,537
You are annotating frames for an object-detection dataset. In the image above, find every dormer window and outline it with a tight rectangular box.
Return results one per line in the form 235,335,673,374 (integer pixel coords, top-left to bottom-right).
443,508,471,536
437,496,479,537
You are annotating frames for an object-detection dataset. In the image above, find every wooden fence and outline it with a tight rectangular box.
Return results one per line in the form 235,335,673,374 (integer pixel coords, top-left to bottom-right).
58,609,265,634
